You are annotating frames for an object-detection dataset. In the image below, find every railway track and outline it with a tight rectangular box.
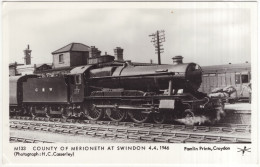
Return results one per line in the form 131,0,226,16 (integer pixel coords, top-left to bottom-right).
10,115,251,129
10,116,251,143
10,136,53,143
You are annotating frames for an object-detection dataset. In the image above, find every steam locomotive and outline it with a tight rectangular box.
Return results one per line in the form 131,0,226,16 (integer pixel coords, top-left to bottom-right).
10,56,223,124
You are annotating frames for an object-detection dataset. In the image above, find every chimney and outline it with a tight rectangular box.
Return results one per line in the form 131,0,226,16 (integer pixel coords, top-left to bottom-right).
96,50,101,57
24,44,32,65
114,47,124,61
14,61,17,75
90,46,101,58
172,55,183,65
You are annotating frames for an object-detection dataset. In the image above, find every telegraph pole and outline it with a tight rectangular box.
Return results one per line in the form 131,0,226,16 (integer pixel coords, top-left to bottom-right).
149,30,165,65
156,31,161,65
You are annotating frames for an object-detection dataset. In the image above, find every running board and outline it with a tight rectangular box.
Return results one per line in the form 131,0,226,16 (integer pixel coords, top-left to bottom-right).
95,105,155,113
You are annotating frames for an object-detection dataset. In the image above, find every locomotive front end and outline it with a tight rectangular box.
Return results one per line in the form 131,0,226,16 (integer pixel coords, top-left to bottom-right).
185,63,203,92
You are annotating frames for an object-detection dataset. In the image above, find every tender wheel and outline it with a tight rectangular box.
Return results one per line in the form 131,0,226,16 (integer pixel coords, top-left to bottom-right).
128,111,149,123
61,107,69,119
152,113,166,124
17,109,22,116
12,108,20,116
45,107,51,118
29,106,36,118
21,108,28,116
83,103,104,120
106,108,126,122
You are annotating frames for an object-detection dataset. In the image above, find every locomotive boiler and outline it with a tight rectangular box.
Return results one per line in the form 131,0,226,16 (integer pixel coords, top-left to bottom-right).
88,62,202,94
9,56,223,125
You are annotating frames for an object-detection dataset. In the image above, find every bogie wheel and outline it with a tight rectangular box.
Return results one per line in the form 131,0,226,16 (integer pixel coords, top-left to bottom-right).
128,111,150,123
178,109,196,125
106,108,126,122
152,113,166,124
22,108,27,116
83,103,104,120
228,99,236,104
220,100,225,109
182,109,195,119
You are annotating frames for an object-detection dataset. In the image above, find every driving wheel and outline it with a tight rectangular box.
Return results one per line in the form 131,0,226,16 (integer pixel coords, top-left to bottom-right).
106,108,126,122
152,113,166,124
128,111,149,123
83,103,104,120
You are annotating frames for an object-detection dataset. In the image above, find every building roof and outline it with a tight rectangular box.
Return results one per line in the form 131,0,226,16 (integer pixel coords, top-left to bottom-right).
9,63,24,67
202,63,251,74
52,43,90,54
34,66,73,73
16,63,52,69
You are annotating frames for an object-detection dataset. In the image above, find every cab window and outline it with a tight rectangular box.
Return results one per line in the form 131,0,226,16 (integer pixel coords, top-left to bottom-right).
75,75,81,85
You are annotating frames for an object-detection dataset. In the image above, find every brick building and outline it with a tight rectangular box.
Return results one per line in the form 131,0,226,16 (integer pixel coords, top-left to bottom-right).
10,42,148,76
51,43,91,69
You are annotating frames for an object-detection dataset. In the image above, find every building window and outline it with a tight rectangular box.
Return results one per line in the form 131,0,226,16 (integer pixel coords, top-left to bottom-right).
241,74,249,83
59,54,64,63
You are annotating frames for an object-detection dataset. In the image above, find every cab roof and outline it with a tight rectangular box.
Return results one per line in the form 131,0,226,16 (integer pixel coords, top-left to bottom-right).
69,65,93,75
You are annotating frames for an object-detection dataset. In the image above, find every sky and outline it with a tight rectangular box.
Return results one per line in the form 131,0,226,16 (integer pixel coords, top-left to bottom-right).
3,2,251,66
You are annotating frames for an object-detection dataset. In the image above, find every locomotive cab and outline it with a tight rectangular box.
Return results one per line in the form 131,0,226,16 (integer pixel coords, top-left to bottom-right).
68,65,93,103
67,74,85,103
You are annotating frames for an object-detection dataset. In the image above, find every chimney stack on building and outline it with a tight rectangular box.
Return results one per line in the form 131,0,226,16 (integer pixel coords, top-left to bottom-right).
90,46,101,58
114,47,124,61
24,44,32,65
172,55,183,65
